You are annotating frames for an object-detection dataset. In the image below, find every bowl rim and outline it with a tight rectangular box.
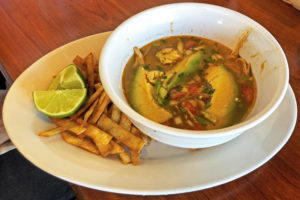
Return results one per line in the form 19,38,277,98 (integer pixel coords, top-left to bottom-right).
99,2,289,138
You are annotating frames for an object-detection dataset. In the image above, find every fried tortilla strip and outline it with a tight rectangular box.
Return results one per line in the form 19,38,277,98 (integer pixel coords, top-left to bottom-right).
82,98,99,126
97,114,145,153
119,113,132,131
109,140,125,154
131,126,150,146
94,72,100,83
61,131,100,155
86,53,95,95
73,55,87,79
93,139,124,157
71,86,103,119
38,126,65,137
119,151,131,164
94,83,102,90
51,118,87,135
94,62,99,73
129,150,140,165
116,113,134,164
111,104,121,123
76,119,113,145
92,141,111,157
89,94,111,124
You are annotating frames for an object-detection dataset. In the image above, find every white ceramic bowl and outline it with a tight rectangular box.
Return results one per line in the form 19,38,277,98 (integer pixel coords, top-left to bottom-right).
100,3,289,148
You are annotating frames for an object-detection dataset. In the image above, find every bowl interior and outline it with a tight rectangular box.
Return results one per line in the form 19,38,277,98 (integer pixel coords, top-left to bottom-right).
100,3,288,134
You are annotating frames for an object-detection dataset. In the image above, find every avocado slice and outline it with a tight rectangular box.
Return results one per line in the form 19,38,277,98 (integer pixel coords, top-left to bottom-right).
205,65,238,128
129,66,172,123
165,51,204,90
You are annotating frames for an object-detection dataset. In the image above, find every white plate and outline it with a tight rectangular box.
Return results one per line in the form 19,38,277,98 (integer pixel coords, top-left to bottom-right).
3,32,297,195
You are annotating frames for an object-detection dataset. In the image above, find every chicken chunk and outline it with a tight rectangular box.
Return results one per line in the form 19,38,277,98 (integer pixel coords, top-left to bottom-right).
156,48,182,64
146,70,164,84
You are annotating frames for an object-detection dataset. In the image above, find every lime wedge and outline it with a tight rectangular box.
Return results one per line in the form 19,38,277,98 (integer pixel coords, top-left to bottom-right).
33,89,87,118
48,64,85,90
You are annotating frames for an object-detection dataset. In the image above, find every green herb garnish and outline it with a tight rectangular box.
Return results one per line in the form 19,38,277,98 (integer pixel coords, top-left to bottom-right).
205,57,216,63
179,107,189,115
157,66,164,71
154,81,161,96
178,72,184,78
196,116,212,125
143,65,150,70
175,86,183,91
203,83,215,94
211,49,216,54
180,38,187,43
200,49,207,54
162,40,167,44
205,102,212,108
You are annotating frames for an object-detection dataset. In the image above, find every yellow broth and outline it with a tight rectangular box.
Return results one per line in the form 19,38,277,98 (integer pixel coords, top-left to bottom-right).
122,36,256,130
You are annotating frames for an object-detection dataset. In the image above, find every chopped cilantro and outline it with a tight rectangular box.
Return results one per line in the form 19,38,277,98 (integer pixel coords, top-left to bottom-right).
200,49,207,54
202,82,215,94
180,37,187,43
162,95,170,106
157,66,164,71
179,107,188,115
154,81,161,97
157,94,170,106
162,75,167,79
178,72,184,78
196,116,212,125
211,49,216,54
143,65,150,70
175,86,183,91
205,102,211,108
205,57,216,63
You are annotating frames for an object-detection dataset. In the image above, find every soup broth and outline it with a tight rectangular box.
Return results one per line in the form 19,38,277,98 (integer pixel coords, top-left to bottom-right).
122,36,256,130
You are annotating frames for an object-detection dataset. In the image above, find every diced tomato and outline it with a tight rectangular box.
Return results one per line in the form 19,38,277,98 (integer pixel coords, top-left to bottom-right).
183,101,197,114
170,91,186,100
192,124,205,130
188,83,202,97
188,83,198,93
184,39,198,49
241,85,253,103
162,120,171,126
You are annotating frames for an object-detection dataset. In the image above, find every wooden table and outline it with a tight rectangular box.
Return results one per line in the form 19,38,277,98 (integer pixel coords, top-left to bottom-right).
1,0,299,199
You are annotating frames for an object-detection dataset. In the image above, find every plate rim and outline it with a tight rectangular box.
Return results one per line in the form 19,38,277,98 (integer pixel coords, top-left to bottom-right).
3,32,297,195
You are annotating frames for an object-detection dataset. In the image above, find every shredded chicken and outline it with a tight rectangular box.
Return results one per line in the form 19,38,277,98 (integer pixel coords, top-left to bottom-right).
231,28,253,58
186,109,197,123
202,111,217,123
193,45,206,51
237,57,251,76
177,41,184,54
185,49,193,56
133,46,145,67
174,116,183,125
186,120,194,127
